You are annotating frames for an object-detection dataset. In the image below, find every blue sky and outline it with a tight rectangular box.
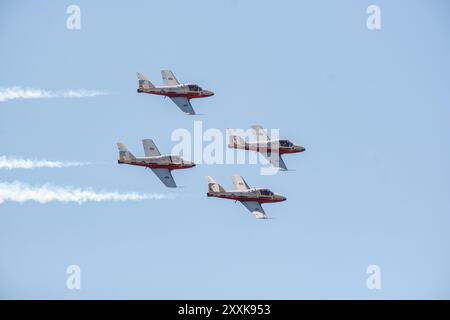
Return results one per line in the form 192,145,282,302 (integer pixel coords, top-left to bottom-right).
1,0,450,299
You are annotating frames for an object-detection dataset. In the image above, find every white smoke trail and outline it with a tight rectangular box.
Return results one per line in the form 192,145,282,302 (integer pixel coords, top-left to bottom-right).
0,181,171,204
0,86,108,102
0,156,89,170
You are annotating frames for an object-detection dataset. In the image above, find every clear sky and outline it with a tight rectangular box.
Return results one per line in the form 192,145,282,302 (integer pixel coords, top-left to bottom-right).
1,0,450,299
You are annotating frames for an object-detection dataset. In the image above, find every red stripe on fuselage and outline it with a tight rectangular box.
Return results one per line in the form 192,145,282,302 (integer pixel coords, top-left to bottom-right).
138,90,210,99
118,161,193,170
207,193,284,203
235,146,304,154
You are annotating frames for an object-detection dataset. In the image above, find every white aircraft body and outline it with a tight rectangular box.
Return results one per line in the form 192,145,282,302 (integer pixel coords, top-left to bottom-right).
227,125,305,170
117,139,195,188
136,70,214,115
206,175,286,219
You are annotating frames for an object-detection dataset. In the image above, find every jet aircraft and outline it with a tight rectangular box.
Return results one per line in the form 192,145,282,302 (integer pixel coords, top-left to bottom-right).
206,175,286,219
227,125,305,170
117,139,195,188
136,70,214,115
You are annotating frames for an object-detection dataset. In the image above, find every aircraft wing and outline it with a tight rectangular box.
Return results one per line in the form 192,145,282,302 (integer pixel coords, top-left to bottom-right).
150,168,177,188
240,201,267,219
251,124,270,142
142,139,161,157
231,174,250,191
161,70,180,86
261,153,288,170
170,97,195,115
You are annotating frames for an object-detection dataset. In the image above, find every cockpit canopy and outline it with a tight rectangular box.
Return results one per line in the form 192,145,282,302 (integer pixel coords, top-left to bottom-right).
188,84,202,92
170,155,182,163
279,140,293,147
259,189,274,196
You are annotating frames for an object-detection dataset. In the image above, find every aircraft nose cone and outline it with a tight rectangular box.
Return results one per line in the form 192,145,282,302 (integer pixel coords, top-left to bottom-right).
187,161,196,167
207,90,214,96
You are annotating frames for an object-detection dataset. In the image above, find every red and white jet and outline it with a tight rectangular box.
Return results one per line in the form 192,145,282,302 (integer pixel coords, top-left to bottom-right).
227,125,305,171
117,139,195,188
206,175,286,219
136,70,214,115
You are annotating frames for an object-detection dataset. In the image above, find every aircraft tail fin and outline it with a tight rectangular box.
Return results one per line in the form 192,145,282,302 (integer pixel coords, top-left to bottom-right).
117,143,136,161
206,176,226,193
136,72,155,90
227,128,246,148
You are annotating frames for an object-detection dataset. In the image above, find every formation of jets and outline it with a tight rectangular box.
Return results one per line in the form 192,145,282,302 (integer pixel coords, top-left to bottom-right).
116,69,305,219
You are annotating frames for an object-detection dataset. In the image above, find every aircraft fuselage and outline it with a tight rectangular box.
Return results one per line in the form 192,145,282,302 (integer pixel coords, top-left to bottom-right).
229,141,306,155
207,188,286,203
118,155,195,170
137,84,214,99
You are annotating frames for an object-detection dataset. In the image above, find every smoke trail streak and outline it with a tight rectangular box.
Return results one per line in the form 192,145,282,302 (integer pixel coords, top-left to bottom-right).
0,156,89,170
0,181,170,204
0,87,108,102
